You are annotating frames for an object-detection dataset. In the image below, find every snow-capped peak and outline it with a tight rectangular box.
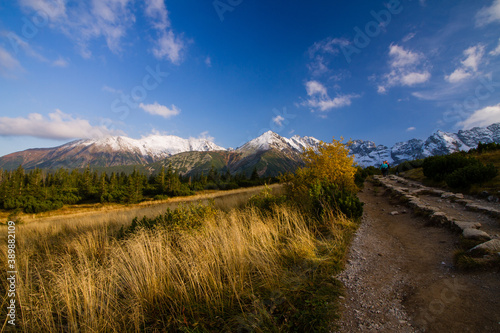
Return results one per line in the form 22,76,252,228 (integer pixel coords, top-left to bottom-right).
70,134,226,159
236,131,320,153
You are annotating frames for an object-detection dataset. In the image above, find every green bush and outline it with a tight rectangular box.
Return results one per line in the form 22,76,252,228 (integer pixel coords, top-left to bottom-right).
445,163,498,189
309,181,363,221
423,153,480,182
471,141,500,154
354,166,379,188
122,203,217,236
247,186,287,212
395,159,424,173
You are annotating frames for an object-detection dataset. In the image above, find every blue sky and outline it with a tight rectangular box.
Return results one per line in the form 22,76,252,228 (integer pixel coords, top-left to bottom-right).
1,0,500,157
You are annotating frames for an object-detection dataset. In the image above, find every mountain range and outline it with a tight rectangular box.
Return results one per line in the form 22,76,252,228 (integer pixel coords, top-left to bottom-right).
1,123,500,176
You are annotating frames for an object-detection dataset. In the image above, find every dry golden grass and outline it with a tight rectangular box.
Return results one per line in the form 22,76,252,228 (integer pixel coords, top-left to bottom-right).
0,199,356,332
0,184,281,227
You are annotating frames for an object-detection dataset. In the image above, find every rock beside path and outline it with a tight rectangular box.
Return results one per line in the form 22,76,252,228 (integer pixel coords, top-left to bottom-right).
468,239,500,256
462,228,491,241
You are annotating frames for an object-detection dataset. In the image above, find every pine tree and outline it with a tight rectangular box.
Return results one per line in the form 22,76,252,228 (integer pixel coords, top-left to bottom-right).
250,167,259,181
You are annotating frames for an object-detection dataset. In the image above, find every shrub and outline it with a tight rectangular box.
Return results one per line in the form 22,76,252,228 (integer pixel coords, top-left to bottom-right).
123,202,218,236
302,139,358,193
282,138,362,221
395,159,424,173
423,153,480,182
309,181,363,221
354,166,380,188
472,141,500,154
247,185,287,212
445,163,498,189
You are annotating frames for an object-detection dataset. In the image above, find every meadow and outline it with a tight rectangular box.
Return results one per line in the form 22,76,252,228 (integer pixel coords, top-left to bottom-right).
0,192,357,332
0,140,361,332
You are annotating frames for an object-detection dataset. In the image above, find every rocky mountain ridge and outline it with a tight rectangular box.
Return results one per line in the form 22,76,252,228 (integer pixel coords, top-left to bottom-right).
1,124,500,174
350,123,500,166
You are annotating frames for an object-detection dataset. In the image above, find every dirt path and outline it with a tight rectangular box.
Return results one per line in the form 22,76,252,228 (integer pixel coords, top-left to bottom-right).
334,179,500,332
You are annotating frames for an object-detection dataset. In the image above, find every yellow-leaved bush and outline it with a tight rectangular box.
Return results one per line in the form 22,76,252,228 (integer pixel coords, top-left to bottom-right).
302,138,358,192
281,138,362,221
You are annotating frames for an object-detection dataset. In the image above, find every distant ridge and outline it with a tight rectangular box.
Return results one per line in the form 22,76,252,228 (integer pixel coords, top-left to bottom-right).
349,123,500,166
1,124,500,175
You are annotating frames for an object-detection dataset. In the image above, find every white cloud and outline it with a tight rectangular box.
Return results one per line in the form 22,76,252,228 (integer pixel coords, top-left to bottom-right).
311,95,358,111
445,44,485,83
19,0,185,64
308,37,348,58
139,102,180,118
19,0,67,21
406,126,416,132
476,0,500,26
272,115,285,127
144,0,170,30
102,85,122,94
195,131,214,142
458,103,500,129
2,32,48,62
305,80,327,97
307,37,350,76
52,57,68,67
145,0,185,64
205,56,212,67
0,110,121,139
377,44,430,93
20,0,135,58
389,44,422,68
303,81,358,112
0,47,23,77
401,71,431,86
152,31,184,64
489,38,500,56
402,32,416,43
462,45,485,72
445,68,472,83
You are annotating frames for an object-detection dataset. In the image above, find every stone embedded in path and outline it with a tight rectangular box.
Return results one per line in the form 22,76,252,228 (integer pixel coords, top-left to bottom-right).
390,211,399,216
462,228,491,241
468,239,500,256
452,221,482,232
465,203,500,218
428,189,446,196
456,199,473,206
430,212,450,226
441,192,465,200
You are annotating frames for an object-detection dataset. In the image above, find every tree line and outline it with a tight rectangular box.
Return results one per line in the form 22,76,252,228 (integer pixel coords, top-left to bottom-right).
0,165,269,214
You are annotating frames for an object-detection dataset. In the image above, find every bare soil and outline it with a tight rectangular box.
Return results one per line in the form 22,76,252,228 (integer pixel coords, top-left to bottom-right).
334,179,500,332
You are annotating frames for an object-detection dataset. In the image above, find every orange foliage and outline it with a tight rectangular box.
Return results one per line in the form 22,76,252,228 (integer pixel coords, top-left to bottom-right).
301,138,358,192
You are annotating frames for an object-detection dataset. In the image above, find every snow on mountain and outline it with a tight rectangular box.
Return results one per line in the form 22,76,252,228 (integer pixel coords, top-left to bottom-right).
351,123,500,167
390,139,424,164
421,130,469,158
2,123,500,171
349,140,392,166
236,131,320,154
71,134,226,159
